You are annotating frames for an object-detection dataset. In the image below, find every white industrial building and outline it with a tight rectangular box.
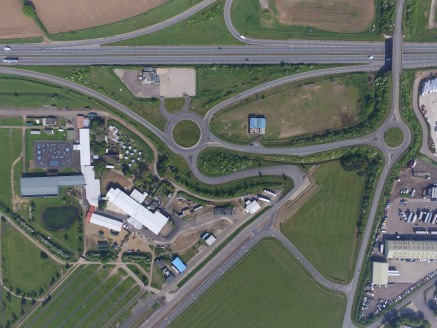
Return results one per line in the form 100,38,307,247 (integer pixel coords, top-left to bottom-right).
245,200,261,215
107,188,168,235
130,189,148,204
421,78,437,95
89,213,123,232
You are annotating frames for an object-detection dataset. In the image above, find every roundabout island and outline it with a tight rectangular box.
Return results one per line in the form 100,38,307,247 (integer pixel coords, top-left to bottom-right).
172,120,201,149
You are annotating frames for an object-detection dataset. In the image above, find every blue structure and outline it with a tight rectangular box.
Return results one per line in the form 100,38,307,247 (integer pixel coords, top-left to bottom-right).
248,115,266,134
172,257,187,274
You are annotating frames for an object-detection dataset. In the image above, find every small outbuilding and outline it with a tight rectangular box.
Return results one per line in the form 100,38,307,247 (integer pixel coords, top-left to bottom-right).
172,257,187,274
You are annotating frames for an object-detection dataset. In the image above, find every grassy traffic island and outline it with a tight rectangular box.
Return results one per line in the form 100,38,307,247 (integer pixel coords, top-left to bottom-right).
172,120,201,148
384,127,404,148
174,239,346,328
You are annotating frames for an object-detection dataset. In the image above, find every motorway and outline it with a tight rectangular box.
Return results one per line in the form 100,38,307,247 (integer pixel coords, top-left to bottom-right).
1,0,437,326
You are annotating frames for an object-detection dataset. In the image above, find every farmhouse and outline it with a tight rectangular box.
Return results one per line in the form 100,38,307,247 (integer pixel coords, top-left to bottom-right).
248,115,266,135
106,188,168,235
20,175,86,197
384,240,437,260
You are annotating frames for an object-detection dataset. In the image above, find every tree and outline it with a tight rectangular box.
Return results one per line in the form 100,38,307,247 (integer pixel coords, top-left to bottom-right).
40,251,48,260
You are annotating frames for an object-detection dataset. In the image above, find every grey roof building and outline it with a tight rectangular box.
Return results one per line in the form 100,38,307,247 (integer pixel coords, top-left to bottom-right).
371,262,388,285
20,175,86,197
384,240,437,260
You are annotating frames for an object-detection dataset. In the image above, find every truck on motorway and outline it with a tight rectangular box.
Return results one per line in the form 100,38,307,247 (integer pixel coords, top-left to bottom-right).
3,57,19,64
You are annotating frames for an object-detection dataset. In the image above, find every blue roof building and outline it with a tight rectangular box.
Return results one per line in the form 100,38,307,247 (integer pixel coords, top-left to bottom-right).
248,115,266,135
172,257,187,274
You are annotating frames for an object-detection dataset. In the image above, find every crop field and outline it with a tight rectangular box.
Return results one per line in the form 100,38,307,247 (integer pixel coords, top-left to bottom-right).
281,161,365,283
0,128,22,209
1,221,64,295
232,0,376,40
42,205,80,230
26,265,141,328
32,0,166,34
174,239,346,328
211,75,368,144
0,0,42,40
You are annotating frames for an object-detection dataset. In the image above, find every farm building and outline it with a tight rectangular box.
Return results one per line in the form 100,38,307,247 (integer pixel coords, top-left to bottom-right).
258,195,271,203
30,129,41,135
20,175,86,197
172,257,187,274
248,115,266,135
89,213,123,232
213,207,234,216
42,116,57,126
245,199,261,215
130,189,147,204
371,261,388,285
106,188,168,235
384,240,437,260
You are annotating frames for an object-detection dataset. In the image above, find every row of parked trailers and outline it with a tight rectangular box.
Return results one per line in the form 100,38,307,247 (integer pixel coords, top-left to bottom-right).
404,210,437,224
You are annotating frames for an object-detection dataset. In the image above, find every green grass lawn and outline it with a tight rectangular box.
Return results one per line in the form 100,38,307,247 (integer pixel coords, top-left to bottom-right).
165,98,185,114
231,0,380,41
26,265,139,327
281,161,364,283
1,222,64,295
42,205,80,230
174,239,346,328
404,0,437,41
0,128,22,209
48,0,202,41
151,264,165,290
0,285,32,327
211,74,370,145
110,1,239,46
384,127,404,148
126,264,148,286
0,75,105,110
173,120,201,148
0,117,23,126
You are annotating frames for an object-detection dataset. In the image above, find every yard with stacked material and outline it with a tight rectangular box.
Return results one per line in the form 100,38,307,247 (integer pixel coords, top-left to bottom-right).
1,221,64,296
174,239,345,328
0,128,22,210
281,161,365,283
232,0,376,39
211,74,370,144
26,265,142,328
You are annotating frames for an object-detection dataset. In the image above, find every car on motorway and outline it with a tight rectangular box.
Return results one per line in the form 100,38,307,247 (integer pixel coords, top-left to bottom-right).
4,46,11,51
368,55,374,59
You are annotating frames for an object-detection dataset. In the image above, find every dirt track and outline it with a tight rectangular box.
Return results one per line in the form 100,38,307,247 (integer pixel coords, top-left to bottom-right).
0,0,42,39
274,0,375,33
32,0,167,34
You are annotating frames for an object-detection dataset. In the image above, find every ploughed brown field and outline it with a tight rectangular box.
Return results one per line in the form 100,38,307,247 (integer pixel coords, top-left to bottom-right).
32,0,167,34
0,0,42,39
273,0,374,33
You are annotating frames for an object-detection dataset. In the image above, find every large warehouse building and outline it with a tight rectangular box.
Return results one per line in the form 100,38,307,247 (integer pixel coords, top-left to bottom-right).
372,261,389,285
21,175,86,197
384,240,437,260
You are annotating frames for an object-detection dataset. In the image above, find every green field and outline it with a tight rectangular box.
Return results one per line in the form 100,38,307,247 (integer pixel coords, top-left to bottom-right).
173,120,201,148
26,265,141,328
384,127,404,148
231,0,382,41
0,117,23,126
0,128,22,209
211,74,372,144
0,285,32,327
281,161,364,283
0,75,105,110
174,239,346,328
404,0,437,41
110,1,239,46
47,0,202,41
42,205,80,230
1,222,64,296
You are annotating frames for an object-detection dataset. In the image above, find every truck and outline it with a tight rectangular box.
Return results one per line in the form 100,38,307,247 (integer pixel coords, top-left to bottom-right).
3,57,18,64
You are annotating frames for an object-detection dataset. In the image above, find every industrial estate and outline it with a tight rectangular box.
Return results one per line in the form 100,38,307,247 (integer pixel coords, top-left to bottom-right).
3,0,437,328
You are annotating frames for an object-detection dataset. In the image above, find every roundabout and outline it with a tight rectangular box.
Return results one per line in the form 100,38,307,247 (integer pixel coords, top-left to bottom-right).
172,120,201,148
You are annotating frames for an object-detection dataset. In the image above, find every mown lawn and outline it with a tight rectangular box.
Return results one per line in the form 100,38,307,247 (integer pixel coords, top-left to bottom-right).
384,127,404,148
1,222,64,295
174,239,346,328
0,128,22,209
172,120,201,148
281,161,364,283
110,1,239,46
211,74,370,144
